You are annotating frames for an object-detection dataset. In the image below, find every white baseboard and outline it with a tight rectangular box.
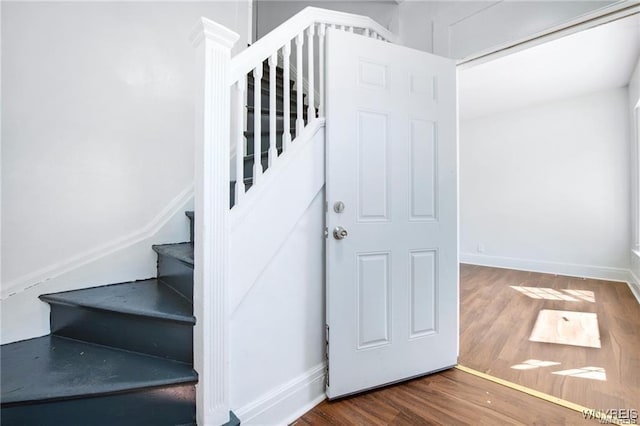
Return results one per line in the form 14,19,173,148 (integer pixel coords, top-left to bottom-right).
628,269,640,304
460,252,630,283
235,363,326,425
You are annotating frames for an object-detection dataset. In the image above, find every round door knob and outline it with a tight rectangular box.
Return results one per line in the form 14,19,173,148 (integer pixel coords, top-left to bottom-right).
333,226,348,240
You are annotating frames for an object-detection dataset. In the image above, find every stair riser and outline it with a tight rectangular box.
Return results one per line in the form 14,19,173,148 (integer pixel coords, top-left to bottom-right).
246,112,297,134
247,105,307,119
250,64,293,86
248,75,296,92
248,80,300,100
246,130,316,155
243,147,288,178
243,153,267,179
158,254,193,303
1,384,195,426
247,90,307,110
244,133,287,157
49,304,193,364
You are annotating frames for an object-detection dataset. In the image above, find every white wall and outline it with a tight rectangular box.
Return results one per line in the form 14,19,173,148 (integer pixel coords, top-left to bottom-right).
230,191,325,425
1,2,248,295
256,0,615,58
628,56,640,298
398,1,615,58
255,0,399,40
460,88,630,281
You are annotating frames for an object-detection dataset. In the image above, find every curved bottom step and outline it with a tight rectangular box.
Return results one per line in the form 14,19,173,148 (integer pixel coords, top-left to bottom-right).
2,384,195,426
1,335,197,426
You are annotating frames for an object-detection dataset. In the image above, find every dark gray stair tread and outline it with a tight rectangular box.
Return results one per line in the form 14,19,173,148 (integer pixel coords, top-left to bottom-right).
247,105,308,117
185,211,193,219
226,411,241,426
247,79,299,95
244,137,285,156
245,135,285,156
230,177,253,190
244,147,283,163
39,279,194,324
248,74,294,90
231,177,254,188
0,335,197,405
153,243,194,266
255,61,286,77
246,116,297,133
245,130,294,137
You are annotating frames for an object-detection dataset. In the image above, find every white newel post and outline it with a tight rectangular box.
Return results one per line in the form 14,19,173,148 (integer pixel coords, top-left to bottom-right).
190,18,239,426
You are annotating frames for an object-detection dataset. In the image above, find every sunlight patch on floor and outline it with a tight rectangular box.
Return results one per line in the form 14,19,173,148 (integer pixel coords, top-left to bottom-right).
561,289,596,303
552,366,607,381
510,286,595,303
529,309,601,348
510,359,561,370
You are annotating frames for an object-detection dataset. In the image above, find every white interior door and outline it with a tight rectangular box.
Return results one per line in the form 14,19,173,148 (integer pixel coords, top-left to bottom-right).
325,29,458,398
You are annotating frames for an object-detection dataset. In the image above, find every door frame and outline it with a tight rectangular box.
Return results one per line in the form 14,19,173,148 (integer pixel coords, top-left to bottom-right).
457,2,640,69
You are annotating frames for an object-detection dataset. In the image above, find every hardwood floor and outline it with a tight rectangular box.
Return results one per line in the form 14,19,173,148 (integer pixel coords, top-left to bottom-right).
294,368,592,425
459,264,640,411
295,265,639,425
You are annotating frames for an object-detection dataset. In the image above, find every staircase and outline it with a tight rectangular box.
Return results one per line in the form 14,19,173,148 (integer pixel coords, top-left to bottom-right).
0,58,307,426
231,60,308,207
1,8,397,425
1,213,197,425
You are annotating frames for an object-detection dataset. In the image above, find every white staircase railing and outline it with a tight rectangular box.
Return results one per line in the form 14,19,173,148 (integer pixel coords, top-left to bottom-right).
230,7,396,208
190,7,396,425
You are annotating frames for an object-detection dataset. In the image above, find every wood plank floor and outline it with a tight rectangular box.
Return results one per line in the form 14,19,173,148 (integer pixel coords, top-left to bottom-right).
295,265,639,425
459,264,640,411
294,368,592,425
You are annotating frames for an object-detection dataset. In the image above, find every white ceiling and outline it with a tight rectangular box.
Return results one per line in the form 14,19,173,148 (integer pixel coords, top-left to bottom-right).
459,14,640,121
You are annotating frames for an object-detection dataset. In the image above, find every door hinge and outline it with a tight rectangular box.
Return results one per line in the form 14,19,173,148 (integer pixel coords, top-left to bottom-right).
324,227,329,239
325,324,330,388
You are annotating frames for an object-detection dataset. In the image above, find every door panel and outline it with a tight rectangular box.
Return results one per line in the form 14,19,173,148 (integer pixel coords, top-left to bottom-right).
325,29,458,399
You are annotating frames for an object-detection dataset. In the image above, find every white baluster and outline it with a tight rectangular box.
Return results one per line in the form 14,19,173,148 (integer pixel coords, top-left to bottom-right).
348,26,354,33
268,53,277,167
295,32,304,137
282,40,291,151
253,65,263,181
318,24,326,118
234,77,245,205
364,28,370,38
306,25,316,122
243,76,249,155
